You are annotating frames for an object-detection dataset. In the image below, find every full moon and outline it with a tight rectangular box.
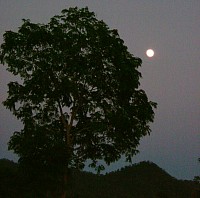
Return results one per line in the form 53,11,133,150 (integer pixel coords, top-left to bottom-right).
146,49,154,57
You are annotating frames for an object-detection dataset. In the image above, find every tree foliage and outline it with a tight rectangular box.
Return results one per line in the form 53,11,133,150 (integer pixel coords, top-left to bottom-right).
1,6,156,194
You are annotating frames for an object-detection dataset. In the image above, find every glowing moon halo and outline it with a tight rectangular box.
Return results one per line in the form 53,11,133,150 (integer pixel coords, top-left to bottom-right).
146,49,154,57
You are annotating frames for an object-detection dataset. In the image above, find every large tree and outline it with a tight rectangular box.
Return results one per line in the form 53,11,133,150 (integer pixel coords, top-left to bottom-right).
1,7,156,197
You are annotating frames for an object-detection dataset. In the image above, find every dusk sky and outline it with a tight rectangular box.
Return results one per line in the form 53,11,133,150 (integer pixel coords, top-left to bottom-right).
0,0,199,180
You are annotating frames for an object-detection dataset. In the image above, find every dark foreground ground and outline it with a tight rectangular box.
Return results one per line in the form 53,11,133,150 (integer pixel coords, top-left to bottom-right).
0,159,199,197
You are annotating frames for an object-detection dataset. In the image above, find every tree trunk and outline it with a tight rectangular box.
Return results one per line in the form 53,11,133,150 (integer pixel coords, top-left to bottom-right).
60,171,68,198
57,101,78,198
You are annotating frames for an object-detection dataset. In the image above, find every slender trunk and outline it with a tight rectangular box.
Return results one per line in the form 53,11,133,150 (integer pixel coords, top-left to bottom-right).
49,74,76,198
61,174,67,198
58,100,79,198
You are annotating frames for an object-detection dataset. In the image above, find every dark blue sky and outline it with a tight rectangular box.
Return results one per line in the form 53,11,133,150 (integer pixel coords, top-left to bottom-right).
0,0,199,180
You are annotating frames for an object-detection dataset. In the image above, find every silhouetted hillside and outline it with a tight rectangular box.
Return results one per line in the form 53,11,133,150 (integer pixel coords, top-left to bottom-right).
71,161,200,198
0,159,19,197
0,159,199,197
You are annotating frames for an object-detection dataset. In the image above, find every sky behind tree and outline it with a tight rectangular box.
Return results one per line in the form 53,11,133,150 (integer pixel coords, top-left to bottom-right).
0,0,199,180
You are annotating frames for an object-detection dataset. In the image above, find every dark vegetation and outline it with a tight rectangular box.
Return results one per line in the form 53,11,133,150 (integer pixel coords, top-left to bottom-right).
0,159,199,198
0,7,157,197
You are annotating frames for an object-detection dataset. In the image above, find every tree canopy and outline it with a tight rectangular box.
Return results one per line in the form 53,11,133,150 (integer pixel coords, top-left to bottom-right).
1,6,156,196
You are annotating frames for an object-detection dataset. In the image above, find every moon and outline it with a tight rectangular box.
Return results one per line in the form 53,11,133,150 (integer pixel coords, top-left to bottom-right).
146,49,154,57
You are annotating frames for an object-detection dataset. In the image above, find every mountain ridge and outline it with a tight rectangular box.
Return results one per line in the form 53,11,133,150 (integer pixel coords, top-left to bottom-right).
71,161,199,197
0,159,199,197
